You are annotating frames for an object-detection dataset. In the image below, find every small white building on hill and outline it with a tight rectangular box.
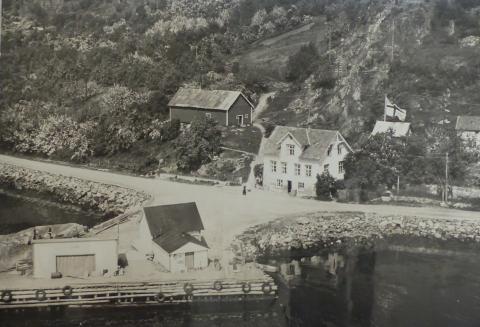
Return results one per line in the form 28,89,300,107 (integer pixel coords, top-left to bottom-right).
135,202,209,273
456,116,480,150
32,238,118,278
262,126,352,196
371,121,412,138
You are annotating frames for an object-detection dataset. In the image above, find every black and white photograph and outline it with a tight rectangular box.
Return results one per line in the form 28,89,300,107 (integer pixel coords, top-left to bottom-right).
1,0,480,326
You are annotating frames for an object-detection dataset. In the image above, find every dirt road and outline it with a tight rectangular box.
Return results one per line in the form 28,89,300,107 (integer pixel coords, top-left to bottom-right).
1,154,479,254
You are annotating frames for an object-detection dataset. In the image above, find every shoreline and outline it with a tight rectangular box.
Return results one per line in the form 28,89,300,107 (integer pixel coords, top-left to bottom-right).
234,211,480,260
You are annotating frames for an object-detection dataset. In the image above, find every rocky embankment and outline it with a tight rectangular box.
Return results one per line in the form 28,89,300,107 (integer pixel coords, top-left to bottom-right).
234,212,480,259
0,223,85,272
0,163,150,218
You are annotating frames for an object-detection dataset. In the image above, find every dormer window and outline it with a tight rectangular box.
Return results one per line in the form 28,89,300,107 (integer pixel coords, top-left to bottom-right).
327,144,333,156
287,144,295,155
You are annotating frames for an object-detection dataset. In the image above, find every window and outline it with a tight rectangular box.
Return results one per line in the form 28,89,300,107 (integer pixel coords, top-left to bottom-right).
287,144,295,155
305,165,312,177
281,162,287,174
276,179,283,188
205,113,212,119
324,164,329,172
271,160,277,173
298,182,305,190
294,163,301,176
244,113,249,119
337,144,342,155
339,161,344,174
327,144,333,156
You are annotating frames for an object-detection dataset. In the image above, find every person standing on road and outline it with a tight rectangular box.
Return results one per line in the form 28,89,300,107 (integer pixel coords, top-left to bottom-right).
242,185,247,196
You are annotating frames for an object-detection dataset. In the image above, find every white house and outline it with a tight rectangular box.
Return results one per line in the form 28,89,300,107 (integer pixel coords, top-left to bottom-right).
455,116,480,150
371,121,412,138
32,238,118,278
262,126,353,196
135,202,209,273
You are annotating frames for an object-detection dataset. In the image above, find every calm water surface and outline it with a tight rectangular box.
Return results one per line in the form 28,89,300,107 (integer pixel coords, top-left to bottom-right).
1,193,480,326
0,190,103,234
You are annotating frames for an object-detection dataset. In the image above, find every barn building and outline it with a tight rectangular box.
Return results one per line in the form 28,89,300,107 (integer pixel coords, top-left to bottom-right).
32,238,118,278
168,88,254,126
135,202,209,273
262,126,352,196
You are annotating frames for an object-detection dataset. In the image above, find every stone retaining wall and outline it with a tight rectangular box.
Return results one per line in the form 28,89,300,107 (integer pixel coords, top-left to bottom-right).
0,163,150,218
234,212,480,259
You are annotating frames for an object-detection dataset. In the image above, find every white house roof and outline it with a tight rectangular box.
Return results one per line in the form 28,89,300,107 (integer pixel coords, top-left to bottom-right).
168,88,253,111
263,126,348,161
371,121,411,137
455,116,480,132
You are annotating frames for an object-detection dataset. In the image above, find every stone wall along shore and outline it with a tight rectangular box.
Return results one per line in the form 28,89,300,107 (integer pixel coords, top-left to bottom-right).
234,212,480,259
0,162,151,218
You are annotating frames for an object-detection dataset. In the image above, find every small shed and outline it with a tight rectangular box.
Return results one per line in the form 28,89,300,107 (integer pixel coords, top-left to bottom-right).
135,202,209,273
32,238,118,278
168,88,254,126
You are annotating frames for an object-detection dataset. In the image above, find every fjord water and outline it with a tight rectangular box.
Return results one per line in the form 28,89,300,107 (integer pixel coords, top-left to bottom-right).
2,193,480,326
0,190,102,234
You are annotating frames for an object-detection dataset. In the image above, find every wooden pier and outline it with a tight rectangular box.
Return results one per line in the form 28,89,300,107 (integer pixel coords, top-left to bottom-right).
0,277,277,310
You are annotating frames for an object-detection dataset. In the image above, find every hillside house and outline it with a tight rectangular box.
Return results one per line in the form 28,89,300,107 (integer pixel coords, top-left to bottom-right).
32,238,118,278
168,88,254,126
135,202,209,273
262,126,352,196
456,116,480,150
371,121,412,138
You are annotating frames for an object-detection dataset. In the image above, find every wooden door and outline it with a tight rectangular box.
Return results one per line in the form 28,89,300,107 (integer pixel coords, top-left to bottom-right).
56,255,95,277
185,252,195,270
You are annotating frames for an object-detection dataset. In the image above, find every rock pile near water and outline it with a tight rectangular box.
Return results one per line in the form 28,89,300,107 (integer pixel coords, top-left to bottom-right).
234,212,480,259
0,163,150,218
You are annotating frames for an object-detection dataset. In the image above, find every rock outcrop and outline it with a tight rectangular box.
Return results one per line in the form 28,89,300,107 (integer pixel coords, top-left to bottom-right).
234,212,480,260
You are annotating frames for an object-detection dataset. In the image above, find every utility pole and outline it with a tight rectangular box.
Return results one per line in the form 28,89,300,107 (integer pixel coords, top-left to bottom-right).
0,0,3,57
390,20,395,62
445,152,449,203
397,175,400,195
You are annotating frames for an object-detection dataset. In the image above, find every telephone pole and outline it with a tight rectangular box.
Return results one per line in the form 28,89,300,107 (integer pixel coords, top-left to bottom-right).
0,0,3,57
445,152,449,203
391,20,395,62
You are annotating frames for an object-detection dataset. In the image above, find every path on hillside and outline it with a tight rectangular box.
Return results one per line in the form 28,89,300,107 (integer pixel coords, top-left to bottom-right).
1,154,479,256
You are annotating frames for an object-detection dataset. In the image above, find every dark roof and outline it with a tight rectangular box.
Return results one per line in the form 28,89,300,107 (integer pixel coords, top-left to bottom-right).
153,231,208,253
143,202,204,239
168,88,253,111
263,126,348,161
456,116,480,132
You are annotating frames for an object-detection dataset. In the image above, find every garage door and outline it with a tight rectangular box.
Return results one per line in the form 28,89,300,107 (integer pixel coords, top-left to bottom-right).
56,255,96,277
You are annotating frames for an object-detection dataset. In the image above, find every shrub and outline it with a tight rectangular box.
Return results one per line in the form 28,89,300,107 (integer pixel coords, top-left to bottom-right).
316,171,336,200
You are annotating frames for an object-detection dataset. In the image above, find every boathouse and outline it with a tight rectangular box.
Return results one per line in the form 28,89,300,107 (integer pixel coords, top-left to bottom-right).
32,238,119,278
135,202,209,273
168,88,254,126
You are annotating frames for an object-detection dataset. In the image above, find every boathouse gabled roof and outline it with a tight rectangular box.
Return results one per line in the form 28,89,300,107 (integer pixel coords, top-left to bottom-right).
143,202,204,239
168,88,254,111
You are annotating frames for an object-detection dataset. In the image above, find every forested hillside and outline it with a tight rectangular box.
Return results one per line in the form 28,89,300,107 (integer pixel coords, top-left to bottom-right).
0,0,479,177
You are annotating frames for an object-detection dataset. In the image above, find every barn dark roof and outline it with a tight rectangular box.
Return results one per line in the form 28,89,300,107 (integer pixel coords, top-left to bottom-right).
456,116,480,132
153,231,208,253
144,202,207,253
168,88,253,111
143,202,204,239
263,126,348,161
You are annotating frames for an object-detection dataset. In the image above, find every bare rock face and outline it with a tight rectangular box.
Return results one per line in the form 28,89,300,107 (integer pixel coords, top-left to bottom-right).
0,223,85,272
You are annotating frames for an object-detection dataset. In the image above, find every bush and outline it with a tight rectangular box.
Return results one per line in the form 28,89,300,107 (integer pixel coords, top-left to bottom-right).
285,43,320,82
316,171,336,200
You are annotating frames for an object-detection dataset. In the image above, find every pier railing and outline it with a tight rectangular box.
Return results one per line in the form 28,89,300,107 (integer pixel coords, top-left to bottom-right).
0,277,277,309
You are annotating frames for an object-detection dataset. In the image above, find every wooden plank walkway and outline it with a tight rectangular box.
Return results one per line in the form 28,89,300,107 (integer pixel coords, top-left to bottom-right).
0,277,277,309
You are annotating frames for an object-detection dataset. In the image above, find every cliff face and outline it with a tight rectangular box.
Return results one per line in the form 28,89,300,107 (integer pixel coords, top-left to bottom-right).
243,1,480,141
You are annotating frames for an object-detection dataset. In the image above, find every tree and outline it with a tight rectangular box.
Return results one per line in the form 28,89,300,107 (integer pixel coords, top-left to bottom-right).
285,43,320,82
175,117,222,172
316,171,336,200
